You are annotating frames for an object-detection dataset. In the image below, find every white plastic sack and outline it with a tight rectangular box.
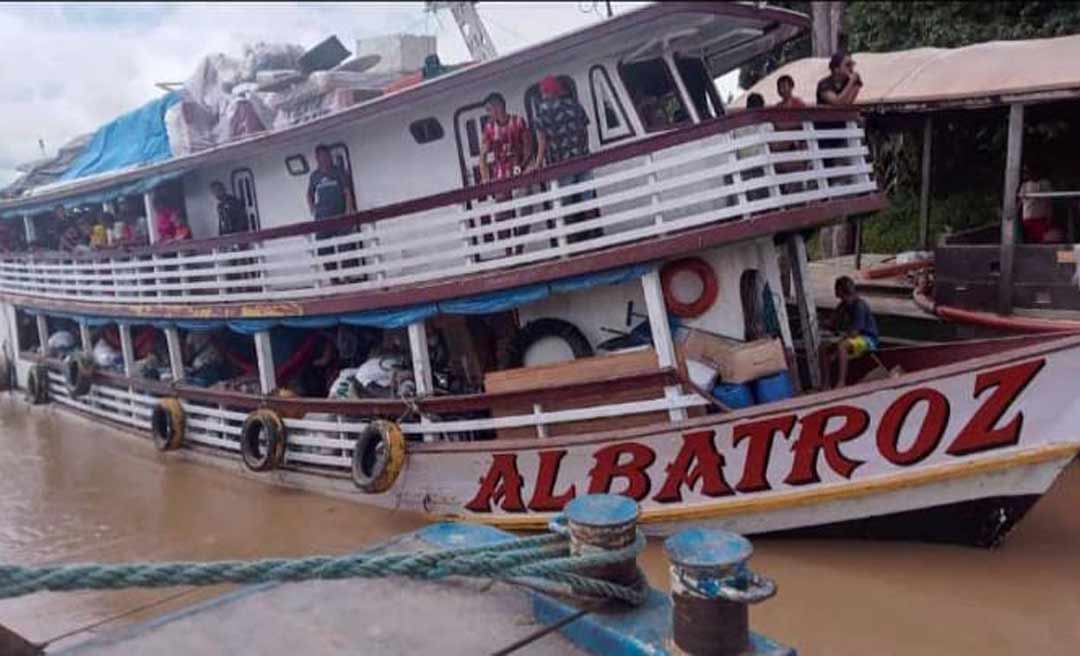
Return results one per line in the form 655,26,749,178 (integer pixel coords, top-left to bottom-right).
47,330,75,350
92,339,121,368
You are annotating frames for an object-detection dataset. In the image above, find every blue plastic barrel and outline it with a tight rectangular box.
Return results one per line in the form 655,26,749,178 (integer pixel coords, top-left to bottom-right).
711,382,754,409
752,371,793,403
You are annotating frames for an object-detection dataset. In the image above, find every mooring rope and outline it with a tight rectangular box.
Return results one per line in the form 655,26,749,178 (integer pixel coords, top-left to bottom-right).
0,530,648,605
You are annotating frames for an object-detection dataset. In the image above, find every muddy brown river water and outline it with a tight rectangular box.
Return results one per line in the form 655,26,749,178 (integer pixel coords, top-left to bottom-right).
2,396,1079,654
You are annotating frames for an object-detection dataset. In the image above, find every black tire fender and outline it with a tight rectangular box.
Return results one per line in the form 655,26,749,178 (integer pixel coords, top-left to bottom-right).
63,351,95,398
351,420,407,493
240,408,287,472
151,398,186,452
504,318,593,369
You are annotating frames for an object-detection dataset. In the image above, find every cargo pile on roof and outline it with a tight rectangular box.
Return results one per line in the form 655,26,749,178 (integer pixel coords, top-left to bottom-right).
2,34,454,200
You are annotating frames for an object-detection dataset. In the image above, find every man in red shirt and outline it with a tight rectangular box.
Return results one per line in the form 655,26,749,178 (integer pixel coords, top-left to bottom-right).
775,75,806,108
478,93,531,184
477,93,533,257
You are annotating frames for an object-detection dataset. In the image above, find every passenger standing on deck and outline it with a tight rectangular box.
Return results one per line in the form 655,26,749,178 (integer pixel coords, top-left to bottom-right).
478,93,532,256
825,275,879,389
530,75,599,243
154,198,191,243
776,75,807,108
211,181,251,236
307,144,357,278
816,52,862,106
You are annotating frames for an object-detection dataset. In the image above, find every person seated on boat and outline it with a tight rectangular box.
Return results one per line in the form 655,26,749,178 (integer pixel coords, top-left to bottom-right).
154,198,191,244
735,94,769,202
110,215,135,246
1019,165,1059,243
479,93,532,256
825,275,879,389
89,213,110,249
211,181,251,237
58,215,90,252
530,74,600,244
307,144,358,278
184,331,226,386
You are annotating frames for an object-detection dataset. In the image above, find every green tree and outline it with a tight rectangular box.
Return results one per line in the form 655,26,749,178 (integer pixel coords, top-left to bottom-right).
847,1,1080,52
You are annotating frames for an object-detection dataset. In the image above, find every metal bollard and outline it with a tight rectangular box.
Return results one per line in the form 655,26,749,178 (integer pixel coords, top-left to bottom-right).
551,494,644,591
664,528,777,656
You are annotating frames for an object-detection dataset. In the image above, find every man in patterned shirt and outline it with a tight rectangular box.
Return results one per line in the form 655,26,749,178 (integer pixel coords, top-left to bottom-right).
531,75,599,243
479,93,532,256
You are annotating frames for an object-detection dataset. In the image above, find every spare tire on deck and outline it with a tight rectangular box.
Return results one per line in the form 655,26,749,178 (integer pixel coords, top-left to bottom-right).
504,318,593,369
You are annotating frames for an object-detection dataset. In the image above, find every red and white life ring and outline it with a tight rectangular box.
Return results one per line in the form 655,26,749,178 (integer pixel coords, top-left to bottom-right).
660,257,719,318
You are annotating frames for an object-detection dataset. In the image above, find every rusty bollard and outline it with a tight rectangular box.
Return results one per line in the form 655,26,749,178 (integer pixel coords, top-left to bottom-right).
551,494,645,593
664,528,777,656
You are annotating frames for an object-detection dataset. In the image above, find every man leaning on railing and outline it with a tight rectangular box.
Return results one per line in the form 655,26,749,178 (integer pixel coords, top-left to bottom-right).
530,74,601,245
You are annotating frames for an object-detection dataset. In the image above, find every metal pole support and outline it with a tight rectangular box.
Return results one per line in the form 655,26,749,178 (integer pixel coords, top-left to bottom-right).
664,528,777,656
557,494,644,591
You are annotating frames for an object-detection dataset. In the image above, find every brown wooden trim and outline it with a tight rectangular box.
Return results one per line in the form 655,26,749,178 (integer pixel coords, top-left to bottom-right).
6,108,861,263
3,192,887,320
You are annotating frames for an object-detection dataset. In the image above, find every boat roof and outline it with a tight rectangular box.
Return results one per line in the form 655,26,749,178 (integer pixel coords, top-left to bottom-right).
0,1,807,218
741,33,1080,113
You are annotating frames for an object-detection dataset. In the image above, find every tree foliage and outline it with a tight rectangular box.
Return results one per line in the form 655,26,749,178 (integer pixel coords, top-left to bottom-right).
846,1,1080,52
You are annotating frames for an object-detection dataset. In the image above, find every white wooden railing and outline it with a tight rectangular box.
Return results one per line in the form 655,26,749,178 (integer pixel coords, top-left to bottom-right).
45,370,708,470
3,117,875,307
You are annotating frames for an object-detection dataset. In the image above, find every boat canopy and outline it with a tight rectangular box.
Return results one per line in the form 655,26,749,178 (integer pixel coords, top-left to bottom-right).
741,33,1080,111
22,263,648,333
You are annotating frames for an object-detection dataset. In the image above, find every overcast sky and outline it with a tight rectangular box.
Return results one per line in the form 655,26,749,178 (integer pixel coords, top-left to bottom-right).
0,1,740,185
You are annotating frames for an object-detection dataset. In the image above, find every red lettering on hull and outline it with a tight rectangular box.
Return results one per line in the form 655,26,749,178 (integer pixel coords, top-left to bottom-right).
463,359,1048,514
785,405,869,485
732,414,797,493
947,359,1045,456
587,442,656,500
465,453,526,513
527,450,577,512
877,388,949,466
654,431,734,503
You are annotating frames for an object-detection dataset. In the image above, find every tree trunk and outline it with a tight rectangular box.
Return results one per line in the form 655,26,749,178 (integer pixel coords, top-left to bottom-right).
811,1,846,57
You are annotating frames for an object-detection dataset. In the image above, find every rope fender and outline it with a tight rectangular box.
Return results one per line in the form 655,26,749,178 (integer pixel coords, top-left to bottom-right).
0,529,648,605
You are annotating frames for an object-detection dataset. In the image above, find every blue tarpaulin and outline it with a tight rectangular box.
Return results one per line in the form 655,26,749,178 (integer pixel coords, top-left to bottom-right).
19,264,649,334
60,92,180,182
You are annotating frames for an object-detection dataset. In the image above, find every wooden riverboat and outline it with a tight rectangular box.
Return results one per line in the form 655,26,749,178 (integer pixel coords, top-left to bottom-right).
1,2,1074,547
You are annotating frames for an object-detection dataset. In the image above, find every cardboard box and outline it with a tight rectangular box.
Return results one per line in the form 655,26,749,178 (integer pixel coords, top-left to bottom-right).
681,331,787,384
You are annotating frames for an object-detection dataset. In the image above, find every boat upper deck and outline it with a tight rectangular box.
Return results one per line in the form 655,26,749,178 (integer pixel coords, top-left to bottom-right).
0,108,883,320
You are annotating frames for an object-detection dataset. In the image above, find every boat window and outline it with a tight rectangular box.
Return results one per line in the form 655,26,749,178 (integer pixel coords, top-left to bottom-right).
618,58,691,132
674,56,723,120
453,98,496,187
588,65,634,145
230,168,261,232
523,75,578,128
409,117,445,145
285,154,309,176
14,309,38,353
326,142,357,202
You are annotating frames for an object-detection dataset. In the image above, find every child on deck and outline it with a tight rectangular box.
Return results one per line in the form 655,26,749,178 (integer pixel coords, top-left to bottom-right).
826,275,879,388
